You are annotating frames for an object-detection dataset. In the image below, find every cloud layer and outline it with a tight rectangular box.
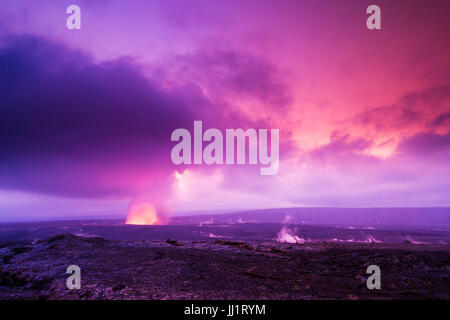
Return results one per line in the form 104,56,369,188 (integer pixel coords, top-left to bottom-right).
0,0,449,220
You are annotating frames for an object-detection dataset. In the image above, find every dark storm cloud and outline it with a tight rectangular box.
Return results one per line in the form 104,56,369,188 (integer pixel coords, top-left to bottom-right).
0,34,296,199
0,35,219,197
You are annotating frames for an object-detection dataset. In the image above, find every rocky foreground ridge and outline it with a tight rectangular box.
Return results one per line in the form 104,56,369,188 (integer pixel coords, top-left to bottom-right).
0,233,449,299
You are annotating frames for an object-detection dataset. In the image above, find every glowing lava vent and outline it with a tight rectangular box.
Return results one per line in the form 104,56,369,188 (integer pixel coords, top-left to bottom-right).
125,202,159,225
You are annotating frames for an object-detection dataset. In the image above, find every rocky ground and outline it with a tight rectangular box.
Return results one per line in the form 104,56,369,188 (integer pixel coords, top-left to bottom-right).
0,233,449,300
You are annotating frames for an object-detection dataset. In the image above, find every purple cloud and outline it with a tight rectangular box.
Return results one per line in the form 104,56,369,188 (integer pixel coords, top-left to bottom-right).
352,85,450,131
0,35,217,198
395,132,450,160
0,34,297,203
171,49,293,110
306,132,379,168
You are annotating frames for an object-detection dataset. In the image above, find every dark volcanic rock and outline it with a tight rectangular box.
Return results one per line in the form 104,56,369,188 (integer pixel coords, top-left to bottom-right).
166,239,182,246
0,233,449,300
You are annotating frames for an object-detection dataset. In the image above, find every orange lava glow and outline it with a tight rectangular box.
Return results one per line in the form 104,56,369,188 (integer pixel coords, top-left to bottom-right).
125,202,159,225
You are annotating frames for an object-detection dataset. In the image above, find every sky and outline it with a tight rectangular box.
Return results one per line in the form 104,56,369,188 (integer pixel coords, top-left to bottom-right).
0,0,449,221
